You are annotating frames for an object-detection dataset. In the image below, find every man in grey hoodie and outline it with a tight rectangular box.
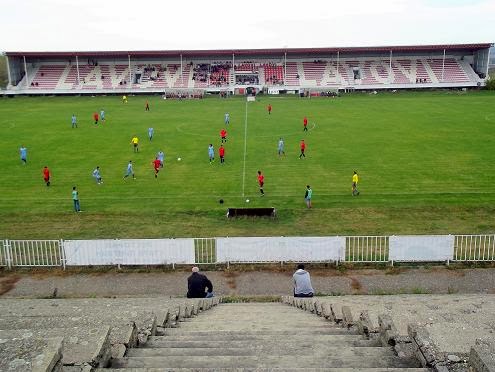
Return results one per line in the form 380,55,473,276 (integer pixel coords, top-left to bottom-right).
293,263,314,297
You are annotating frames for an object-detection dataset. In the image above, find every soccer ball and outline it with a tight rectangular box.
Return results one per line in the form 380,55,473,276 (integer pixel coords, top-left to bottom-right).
177,157,181,161
245,199,250,203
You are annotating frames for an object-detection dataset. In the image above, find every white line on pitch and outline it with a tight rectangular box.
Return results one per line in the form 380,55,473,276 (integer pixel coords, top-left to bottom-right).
242,101,249,197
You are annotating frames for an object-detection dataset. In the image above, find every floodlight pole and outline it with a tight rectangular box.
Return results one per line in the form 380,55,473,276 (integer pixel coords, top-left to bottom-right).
441,48,446,83
485,47,491,78
283,51,287,86
232,52,235,90
128,54,132,87
5,55,11,87
23,56,28,88
389,49,393,84
76,55,80,86
179,53,184,83
336,51,340,85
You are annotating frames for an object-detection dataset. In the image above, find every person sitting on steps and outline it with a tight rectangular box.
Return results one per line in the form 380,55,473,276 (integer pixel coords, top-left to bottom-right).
187,266,214,298
293,264,314,297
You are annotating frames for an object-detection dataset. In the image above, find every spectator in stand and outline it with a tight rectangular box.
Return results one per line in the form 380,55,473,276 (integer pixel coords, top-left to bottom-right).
293,264,314,297
187,267,213,298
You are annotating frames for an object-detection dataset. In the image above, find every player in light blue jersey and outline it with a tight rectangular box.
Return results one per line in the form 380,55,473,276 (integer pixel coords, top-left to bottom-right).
148,127,154,141
92,166,102,184
19,145,27,164
157,150,165,168
278,138,285,156
71,114,77,128
100,110,105,122
224,112,230,125
208,144,215,164
123,160,135,180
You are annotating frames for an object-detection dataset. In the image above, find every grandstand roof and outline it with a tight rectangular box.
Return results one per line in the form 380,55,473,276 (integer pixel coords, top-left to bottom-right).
6,43,493,58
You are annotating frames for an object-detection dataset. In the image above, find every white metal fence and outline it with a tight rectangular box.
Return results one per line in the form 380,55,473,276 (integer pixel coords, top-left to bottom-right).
195,238,216,264
345,236,389,263
2,240,64,268
1,235,494,268
453,235,495,261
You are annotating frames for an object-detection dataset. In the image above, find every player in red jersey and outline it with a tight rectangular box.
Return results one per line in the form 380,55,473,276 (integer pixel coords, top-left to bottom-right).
267,104,272,115
93,112,99,125
299,139,306,159
220,129,227,143
43,166,51,186
303,117,308,131
257,170,265,196
152,158,161,178
219,144,225,164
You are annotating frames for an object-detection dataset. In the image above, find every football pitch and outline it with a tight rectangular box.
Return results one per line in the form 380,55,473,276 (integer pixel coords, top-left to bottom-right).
0,91,494,239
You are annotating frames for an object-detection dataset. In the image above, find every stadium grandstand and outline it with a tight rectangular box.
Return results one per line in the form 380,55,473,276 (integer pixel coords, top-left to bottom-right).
4,43,493,95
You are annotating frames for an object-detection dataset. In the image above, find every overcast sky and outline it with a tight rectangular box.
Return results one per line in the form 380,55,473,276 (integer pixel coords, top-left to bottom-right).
1,0,494,52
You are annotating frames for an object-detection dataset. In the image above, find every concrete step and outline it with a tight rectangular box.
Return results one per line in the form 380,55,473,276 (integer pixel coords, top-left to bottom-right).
144,338,380,348
126,346,397,358
112,354,419,368
177,324,341,331
161,329,358,336
101,368,430,372
148,333,366,342
101,367,430,372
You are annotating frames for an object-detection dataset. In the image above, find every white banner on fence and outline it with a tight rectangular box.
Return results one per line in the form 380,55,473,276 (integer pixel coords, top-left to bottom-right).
217,237,344,262
64,239,195,265
389,235,454,262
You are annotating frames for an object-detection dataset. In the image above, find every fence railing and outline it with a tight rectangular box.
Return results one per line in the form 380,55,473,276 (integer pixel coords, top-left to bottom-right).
2,240,64,268
194,238,216,264
453,235,495,261
1,235,494,269
345,236,389,262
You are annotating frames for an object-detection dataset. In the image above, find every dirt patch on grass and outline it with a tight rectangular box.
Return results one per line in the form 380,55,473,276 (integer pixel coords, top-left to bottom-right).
0,275,20,295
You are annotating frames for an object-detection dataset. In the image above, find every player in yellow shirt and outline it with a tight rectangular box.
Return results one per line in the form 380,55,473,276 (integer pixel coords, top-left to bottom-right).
352,171,360,196
131,135,139,153
122,95,128,104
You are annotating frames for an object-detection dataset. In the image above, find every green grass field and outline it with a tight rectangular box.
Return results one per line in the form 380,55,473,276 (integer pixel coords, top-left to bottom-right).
1,91,495,239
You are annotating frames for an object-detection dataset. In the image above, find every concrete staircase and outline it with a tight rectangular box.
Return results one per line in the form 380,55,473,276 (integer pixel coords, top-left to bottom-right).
105,301,427,371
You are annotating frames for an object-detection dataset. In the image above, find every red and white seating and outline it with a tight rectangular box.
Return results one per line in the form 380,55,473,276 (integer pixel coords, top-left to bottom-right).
18,55,479,92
